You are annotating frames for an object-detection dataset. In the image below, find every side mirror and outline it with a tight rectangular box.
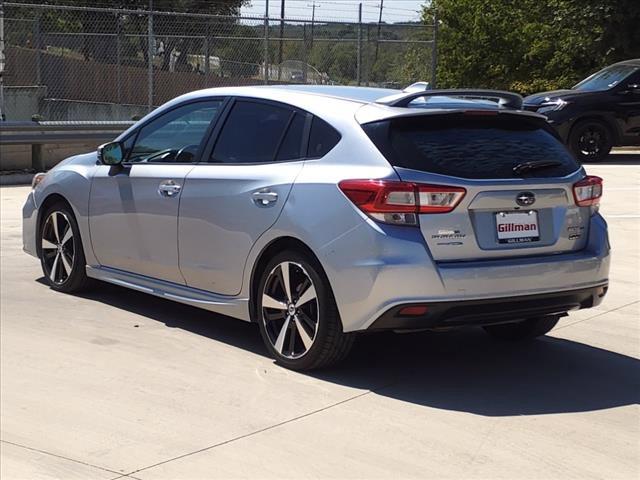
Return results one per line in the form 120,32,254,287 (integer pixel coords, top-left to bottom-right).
98,141,124,165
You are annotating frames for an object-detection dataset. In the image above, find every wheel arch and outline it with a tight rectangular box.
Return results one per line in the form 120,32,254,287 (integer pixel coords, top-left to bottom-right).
35,193,74,257
249,236,336,325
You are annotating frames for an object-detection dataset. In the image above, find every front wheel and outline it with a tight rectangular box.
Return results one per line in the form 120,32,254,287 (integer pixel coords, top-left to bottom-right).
39,203,92,293
569,120,612,163
483,315,560,341
256,250,354,371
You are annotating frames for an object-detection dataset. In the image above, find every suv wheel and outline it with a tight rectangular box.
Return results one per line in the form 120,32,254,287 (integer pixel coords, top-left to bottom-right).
256,250,354,370
39,203,92,293
483,315,560,341
569,120,612,162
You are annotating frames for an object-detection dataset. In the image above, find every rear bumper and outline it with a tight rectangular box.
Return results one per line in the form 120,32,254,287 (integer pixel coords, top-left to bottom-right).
368,284,608,331
319,213,610,332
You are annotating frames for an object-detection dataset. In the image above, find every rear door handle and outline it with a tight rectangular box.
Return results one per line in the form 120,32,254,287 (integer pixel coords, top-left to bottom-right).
252,190,278,206
158,180,182,198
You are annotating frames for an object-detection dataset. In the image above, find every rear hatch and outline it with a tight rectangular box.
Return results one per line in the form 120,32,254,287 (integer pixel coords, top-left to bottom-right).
362,111,590,261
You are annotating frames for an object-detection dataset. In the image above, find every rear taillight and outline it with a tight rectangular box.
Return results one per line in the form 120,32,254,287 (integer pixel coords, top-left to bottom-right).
338,179,466,226
573,175,603,207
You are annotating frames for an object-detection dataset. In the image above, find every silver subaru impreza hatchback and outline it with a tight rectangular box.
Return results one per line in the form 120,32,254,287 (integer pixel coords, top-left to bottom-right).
23,85,610,370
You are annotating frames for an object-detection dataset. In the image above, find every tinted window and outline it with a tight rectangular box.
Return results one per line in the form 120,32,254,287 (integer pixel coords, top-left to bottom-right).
307,117,341,158
276,113,306,161
211,101,292,163
363,114,580,179
128,100,222,163
626,70,640,85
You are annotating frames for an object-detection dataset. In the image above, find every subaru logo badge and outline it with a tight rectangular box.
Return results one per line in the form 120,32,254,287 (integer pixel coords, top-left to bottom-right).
516,192,536,207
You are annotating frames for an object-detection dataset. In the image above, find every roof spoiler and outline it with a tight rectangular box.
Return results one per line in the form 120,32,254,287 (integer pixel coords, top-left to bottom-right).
376,89,523,109
403,82,431,93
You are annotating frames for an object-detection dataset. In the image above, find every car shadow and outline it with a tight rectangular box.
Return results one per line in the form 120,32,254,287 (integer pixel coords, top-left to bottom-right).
584,152,640,165
320,329,640,417
52,278,640,418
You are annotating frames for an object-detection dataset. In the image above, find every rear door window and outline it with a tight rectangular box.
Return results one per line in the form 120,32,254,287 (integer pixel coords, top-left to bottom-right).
276,112,306,161
211,101,292,164
362,114,580,179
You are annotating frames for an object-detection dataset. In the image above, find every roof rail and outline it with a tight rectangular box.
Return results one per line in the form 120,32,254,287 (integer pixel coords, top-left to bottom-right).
376,89,523,109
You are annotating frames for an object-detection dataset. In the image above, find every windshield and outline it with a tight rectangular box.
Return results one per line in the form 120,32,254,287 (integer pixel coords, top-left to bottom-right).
573,64,638,91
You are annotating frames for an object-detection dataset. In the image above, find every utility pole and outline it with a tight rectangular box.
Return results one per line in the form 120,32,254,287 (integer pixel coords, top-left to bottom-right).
278,0,285,81
308,2,318,48
305,1,318,83
374,0,383,63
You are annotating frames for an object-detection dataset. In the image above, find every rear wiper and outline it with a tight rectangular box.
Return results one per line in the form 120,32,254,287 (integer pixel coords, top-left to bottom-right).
513,160,562,175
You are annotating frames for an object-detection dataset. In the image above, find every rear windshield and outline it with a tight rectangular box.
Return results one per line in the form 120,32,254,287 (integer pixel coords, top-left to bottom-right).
362,114,580,179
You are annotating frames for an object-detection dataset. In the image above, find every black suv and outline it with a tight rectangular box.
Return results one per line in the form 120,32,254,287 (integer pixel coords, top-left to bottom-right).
524,59,640,162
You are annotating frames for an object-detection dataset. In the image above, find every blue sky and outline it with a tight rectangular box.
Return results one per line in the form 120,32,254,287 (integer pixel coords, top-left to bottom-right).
241,0,426,23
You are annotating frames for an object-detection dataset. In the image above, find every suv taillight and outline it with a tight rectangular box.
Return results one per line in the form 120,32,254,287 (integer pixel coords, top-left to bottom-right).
573,175,603,207
338,179,466,226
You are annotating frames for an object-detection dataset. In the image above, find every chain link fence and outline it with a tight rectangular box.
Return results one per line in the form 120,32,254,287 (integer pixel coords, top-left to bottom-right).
1,2,436,121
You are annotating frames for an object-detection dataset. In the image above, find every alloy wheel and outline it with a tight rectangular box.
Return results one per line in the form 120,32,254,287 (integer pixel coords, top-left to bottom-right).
578,126,605,157
261,261,319,359
41,211,75,285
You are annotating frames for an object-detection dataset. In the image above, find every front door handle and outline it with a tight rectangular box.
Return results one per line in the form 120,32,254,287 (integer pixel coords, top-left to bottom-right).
158,180,182,198
252,190,278,206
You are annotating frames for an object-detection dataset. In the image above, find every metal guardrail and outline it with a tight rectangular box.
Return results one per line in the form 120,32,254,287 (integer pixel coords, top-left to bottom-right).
0,121,134,172
0,121,134,145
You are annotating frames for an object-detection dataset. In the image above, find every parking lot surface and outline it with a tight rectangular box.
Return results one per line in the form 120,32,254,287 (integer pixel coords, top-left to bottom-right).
1,157,639,479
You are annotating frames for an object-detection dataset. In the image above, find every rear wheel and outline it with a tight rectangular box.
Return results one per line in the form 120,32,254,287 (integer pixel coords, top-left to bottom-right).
39,203,91,293
483,315,560,341
569,120,613,163
256,250,354,371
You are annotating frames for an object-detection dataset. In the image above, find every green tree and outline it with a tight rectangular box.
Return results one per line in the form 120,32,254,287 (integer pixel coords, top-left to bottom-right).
423,0,640,94
398,46,432,85
328,43,357,83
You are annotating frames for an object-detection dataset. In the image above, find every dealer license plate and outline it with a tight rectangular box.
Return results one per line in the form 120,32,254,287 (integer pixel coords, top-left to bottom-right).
496,211,540,244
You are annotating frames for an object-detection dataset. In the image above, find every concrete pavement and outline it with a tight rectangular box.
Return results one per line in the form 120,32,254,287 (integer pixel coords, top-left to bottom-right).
1,161,638,479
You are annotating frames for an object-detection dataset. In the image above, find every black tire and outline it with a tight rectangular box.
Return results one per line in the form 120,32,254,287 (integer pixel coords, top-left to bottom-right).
256,250,354,371
569,119,613,163
39,202,92,293
483,315,560,341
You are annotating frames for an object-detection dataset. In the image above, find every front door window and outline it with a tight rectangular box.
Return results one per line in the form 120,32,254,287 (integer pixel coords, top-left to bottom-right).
128,100,223,164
